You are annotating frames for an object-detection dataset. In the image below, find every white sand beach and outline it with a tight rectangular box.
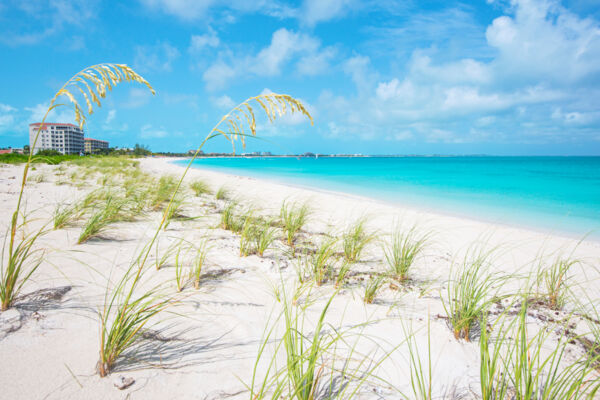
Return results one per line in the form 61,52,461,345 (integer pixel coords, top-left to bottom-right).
1,156,599,399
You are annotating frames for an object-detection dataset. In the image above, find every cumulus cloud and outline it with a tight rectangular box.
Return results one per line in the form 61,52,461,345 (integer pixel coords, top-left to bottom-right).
140,124,169,138
202,28,335,90
315,0,600,145
189,28,220,53
212,94,235,109
300,0,357,26
134,41,180,73
0,0,99,46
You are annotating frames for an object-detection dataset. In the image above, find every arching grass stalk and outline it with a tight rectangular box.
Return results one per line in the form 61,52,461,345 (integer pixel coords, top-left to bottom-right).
2,63,153,311
99,93,313,376
342,217,375,263
383,225,430,282
280,200,310,254
441,245,499,341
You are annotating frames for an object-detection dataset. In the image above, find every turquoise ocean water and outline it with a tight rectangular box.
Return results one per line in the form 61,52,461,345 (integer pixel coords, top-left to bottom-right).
179,157,600,239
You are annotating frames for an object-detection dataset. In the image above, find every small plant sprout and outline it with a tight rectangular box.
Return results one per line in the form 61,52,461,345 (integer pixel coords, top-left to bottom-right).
537,255,579,310
342,217,376,263
191,241,208,289
216,186,229,200
383,225,430,282
190,179,212,196
363,274,385,304
442,244,499,341
280,200,310,254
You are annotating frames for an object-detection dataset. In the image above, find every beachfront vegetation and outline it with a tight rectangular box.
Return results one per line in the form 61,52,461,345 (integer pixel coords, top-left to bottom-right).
363,274,385,304
442,245,498,341
304,237,337,286
280,201,310,254
216,186,229,200
536,255,579,310
342,217,376,263
383,225,430,282
190,179,212,196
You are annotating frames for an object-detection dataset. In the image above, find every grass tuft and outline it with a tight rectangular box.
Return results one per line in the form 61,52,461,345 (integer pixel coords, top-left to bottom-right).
280,201,310,253
190,179,212,196
383,225,429,282
342,218,375,263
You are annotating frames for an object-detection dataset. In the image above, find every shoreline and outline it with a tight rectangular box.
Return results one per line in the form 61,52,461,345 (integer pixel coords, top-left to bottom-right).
166,157,600,244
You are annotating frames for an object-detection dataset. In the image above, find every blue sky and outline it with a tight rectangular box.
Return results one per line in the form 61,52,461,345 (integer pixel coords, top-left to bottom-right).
0,0,599,155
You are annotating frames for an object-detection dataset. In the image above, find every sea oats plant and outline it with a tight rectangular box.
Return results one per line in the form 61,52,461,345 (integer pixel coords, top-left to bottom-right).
2,63,152,311
442,245,499,341
255,219,279,257
363,275,385,304
190,179,212,196
342,218,375,263
383,225,430,282
537,256,579,310
53,202,82,230
309,237,337,286
216,185,229,200
280,201,310,254
99,93,312,375
479,299,600,399
248,285,398,400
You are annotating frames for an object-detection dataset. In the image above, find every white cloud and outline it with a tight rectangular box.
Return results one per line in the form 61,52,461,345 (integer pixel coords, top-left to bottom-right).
123,88,153,108
105,109,116,124
203,61,236,91
140,124,169,138
202,28,334,90
139,0,296,21
189,28,220,53
313,0,600,145
251,28,320,76
134,41,180,73
297,47,336,76
0,0,98,46
212,94,235,109
300,0,356,26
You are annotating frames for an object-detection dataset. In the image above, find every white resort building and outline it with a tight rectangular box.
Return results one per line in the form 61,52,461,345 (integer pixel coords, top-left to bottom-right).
84,138,109,154
29,123,85,155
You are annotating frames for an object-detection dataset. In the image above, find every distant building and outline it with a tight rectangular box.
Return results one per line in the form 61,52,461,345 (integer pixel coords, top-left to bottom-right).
0,148,23,154
29,123,84,155
84,138,109,154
